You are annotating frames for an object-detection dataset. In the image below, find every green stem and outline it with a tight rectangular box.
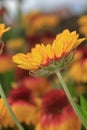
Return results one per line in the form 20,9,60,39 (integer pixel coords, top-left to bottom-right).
56,70,87,129
0,84,24,130
0,125,2,130
0,39,4,54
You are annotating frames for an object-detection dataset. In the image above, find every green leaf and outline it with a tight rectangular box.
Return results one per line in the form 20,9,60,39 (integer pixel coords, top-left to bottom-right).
80,95,87,110
77,95,87,122
78,105,87,120
0,70,14,96
67,81,76,97
81,125,87,130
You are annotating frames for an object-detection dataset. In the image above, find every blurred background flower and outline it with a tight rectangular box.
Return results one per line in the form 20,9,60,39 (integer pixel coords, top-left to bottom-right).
35,89,81,130
69,45,87,83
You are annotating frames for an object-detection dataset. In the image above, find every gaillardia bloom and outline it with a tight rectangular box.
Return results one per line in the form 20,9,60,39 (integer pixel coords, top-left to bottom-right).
6,38,25,51
27,14,59,35
0,84,40,128
0,98,15,128
78,15,87,38
78,15,87,26
69,45,87,83
35,89,81,130
23,77,52,97
0,23,10,38
22,11,59,36
0,55,14,73
13,29,85,76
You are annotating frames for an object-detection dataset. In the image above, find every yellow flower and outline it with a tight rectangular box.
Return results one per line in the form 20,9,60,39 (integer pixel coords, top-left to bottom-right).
11,102,37,125
22,11,59,35
33,15,59,28
0,23,10,38
79,25,87,38
13,29,85,76
69,62,84,82
78,15,87,38
69,45,87,83
6,38,25,50
29,14,59,34
69,58,87,83
0,98,15,128
78,15,87,26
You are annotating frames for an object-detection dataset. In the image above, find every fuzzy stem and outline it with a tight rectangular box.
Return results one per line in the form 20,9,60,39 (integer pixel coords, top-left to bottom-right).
56,70,87,129
0,39,4,54
0,84,24,130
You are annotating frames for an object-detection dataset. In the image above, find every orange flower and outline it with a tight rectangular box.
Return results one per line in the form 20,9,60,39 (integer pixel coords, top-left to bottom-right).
23,77,52,97
0,98,15,128
13,29,85,76
35,89,81,130
0,23,10,38
0,55,14,73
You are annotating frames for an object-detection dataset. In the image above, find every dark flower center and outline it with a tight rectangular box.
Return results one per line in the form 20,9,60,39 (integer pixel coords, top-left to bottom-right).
8,84,32,103
42,89,69,115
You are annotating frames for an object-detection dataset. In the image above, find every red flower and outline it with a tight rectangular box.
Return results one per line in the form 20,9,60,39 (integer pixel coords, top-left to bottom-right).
35,89,81,130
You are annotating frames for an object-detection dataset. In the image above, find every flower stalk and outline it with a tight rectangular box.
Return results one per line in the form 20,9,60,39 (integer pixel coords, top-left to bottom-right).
0,39,4,54
56,70,87,129
0,84,24,130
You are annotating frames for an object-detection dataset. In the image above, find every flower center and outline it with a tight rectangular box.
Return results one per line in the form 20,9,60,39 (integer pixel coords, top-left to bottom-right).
42,89,69,115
